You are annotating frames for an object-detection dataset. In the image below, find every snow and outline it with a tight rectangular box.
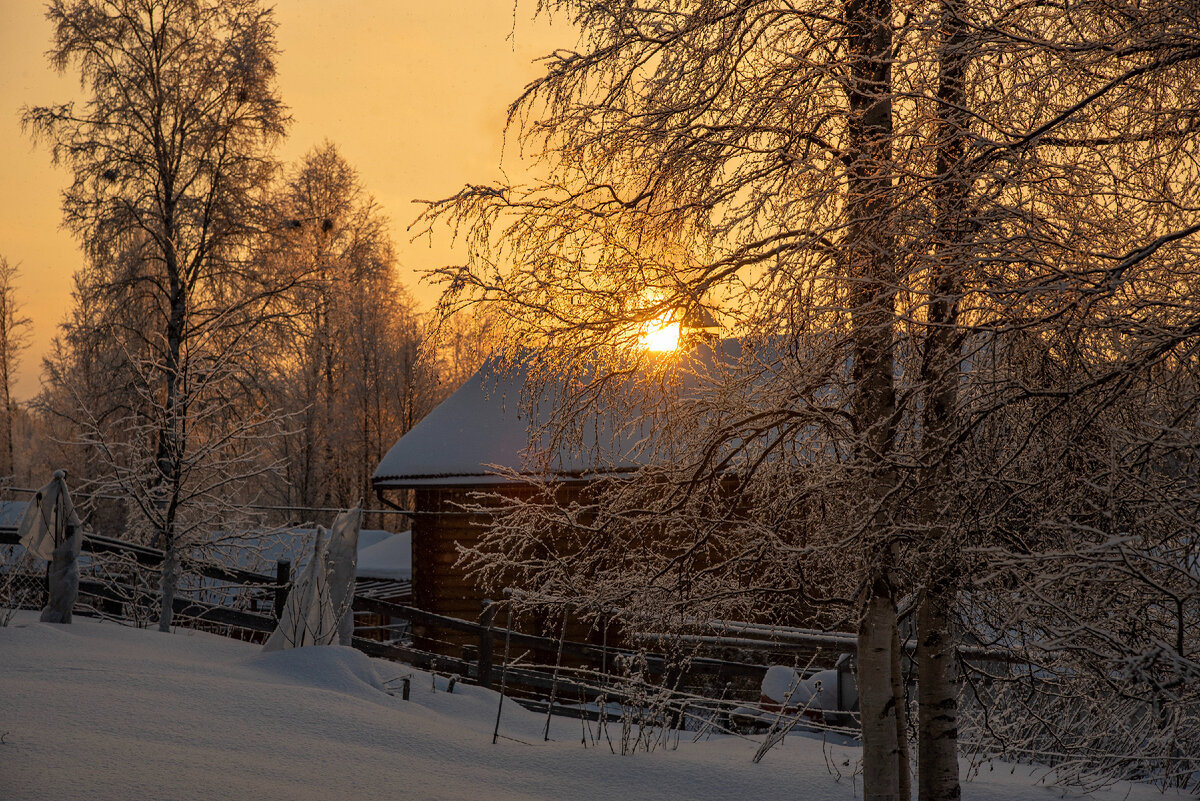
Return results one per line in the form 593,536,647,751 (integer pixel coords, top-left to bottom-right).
0,499,29,529
356,528,393,551
0,612,1186,801
372,355,650,487
205,527,401,577
760,666,840,711
355,529,411,581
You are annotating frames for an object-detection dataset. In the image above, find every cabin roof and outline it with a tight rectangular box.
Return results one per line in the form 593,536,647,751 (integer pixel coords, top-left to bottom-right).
371,339,769,490
371,355,651,489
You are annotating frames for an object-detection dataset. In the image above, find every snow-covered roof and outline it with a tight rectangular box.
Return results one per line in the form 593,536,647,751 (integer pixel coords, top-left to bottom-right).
372,355,653,488
202,527,405,579
371,339,782,489
355,529,411,581
357,528,393,551
0,499,28,529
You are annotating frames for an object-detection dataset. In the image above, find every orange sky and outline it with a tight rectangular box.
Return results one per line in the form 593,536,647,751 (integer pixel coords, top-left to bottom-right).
0,1,569,401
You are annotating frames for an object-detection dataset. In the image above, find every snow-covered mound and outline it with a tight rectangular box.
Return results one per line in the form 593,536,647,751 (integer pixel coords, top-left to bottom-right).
355,529,411,581
761,665,839,711
0,613,1186,801
250,645,388,702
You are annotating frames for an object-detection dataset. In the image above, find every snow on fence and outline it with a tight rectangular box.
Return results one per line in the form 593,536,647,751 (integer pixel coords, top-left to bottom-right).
0,524,863,738
0,527,294,634
4,521,1042,750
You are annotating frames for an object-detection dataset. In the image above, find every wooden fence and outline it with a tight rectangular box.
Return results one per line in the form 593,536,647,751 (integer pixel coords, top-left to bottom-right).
1,526,868,732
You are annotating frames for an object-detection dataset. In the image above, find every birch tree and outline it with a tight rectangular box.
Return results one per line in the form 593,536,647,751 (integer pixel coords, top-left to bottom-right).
0,258,31,481
258,142,436,515
423,0,1200,796
25,0,289,631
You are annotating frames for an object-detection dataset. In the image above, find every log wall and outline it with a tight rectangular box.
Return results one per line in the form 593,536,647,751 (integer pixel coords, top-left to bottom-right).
410,484,605,659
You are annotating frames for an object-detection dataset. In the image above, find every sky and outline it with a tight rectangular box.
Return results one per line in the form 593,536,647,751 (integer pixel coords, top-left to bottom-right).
0,1,570,401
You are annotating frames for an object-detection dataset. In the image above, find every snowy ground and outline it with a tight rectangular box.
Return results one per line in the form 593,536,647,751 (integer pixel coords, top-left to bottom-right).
0,613,1184,801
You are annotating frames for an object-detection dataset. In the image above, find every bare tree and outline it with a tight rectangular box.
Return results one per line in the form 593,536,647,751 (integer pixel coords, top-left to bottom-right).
944,333,1200,790
421,0,1200,798
433,305,500,395
258,142,436,516
25,0,289,631
0,258,31,481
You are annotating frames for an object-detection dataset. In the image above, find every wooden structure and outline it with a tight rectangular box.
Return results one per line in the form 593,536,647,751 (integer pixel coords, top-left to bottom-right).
370,341,854,661
372,357,645,656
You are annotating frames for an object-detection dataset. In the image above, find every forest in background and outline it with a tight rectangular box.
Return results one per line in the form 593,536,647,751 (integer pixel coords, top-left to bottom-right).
2,1,498,586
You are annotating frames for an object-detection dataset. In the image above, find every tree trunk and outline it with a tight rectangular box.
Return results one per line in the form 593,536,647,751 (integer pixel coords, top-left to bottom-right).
844,0,900,790
918,582,960,800
0,283,13,479
859,576,901,801
893,619,912,800
158,538,179,633
915,0,970,795
153,219,185,633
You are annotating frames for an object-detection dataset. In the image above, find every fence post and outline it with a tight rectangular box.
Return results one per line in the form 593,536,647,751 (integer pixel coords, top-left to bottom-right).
478,598,495,690
836,652,855,712
274,559,291,621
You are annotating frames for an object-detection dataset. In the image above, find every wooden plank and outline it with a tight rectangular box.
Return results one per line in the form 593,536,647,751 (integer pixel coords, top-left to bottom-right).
76,579,278,633
2,529,282,588
353,596,769,679
353,595,488,636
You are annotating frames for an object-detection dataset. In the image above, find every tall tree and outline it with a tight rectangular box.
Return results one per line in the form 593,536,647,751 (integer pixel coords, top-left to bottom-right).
424,0,1200,797
434,305,499,395
0,258,31,481
260,142,436,516
25,0,288,631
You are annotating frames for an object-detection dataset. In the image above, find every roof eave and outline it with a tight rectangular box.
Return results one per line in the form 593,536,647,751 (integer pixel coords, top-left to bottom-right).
371,466,641,490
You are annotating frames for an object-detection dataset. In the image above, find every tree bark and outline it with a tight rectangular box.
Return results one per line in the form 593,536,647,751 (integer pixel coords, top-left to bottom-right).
915,0,970,795
918,581,960,800
860,576,902,801
0,280,13,480
844,0,901,793
893,618,912,800
158,539,179,633
153,233,186,632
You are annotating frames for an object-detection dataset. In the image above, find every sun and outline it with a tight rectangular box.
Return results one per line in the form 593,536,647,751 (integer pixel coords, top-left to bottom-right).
639,313,682,352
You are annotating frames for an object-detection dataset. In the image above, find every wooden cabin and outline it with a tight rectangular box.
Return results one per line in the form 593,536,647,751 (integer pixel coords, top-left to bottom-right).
371,357,648,656
371,342,869,713
369,340,841,662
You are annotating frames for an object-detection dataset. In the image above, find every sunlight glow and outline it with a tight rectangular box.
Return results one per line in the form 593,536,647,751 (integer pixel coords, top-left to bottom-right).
639,315,682,352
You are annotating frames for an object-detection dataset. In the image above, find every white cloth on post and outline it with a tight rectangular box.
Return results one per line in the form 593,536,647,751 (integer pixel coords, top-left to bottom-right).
263,529,338,651
18,470,83,624
325,507,362,647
